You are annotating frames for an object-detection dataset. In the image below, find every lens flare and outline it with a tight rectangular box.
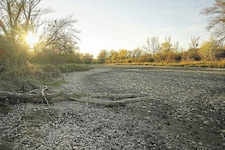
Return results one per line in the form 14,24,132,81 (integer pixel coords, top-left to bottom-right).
26,32,38,49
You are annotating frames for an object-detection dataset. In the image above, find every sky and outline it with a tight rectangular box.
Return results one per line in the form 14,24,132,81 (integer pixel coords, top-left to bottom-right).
39,0,215,57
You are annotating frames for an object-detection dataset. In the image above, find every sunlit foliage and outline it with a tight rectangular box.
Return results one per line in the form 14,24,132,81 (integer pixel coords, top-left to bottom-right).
0,0,81,67
96,36,225,68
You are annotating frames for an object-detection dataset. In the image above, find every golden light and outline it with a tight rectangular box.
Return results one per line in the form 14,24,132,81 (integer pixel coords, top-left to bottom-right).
26,32,38,49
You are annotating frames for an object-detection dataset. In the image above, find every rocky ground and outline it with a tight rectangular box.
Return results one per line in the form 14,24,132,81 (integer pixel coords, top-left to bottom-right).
0,65,225,149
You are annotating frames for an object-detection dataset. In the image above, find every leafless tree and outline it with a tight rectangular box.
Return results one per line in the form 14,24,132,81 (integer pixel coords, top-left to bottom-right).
189,37,200,49
39,15,80,54
161,36,172,51
173,41,180,52
201,0,225,41
143,36,160,55
0,0,50,42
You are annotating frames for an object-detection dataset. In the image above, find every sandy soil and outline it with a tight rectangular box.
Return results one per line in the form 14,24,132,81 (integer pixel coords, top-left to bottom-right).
0,65,225,149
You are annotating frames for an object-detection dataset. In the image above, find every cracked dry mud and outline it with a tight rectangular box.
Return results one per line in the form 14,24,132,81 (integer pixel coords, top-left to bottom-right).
1,65,225,149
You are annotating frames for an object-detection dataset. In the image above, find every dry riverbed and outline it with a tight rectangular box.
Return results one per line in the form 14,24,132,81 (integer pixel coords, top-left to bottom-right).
0,65,225,149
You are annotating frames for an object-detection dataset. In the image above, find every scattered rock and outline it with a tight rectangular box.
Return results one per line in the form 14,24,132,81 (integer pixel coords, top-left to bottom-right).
0,66,225,149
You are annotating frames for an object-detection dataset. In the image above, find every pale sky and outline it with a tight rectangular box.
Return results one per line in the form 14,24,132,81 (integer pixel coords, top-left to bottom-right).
39,0,214,57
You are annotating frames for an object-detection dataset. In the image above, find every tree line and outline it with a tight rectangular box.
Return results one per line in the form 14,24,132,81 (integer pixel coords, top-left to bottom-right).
1,0,225,67
96,0,225,66
97,36,225,65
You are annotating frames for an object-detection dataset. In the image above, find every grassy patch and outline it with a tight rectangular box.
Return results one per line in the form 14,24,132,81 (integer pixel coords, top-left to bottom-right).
58,63,92,73
0,62,91,92
0,141,14,150
22,129,43,138
17,109,58,145
0,106,12,115
22,109,57,126
41,79,66,87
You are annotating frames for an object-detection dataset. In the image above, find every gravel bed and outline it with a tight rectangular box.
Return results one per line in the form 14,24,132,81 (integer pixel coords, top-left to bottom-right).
0,66,225,149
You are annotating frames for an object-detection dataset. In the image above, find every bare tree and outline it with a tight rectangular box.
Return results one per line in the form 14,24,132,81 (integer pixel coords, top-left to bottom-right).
39,15,80,54
161,36,172,51
0,0,49,43
143,36,160,55
189,37,200,49
201,0,225,41
173,41,180,52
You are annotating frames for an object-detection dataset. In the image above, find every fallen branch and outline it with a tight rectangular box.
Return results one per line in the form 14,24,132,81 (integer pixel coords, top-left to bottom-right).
41,86,49,106
0,89,163,107
69,95,163,107
0,89,55,105
0,90,42,103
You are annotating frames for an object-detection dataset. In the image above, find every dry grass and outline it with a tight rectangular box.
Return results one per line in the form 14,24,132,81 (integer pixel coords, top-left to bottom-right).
114,60,225,68
0,63,92,92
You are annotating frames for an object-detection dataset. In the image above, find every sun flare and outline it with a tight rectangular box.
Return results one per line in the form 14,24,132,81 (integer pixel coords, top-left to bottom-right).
26,32,38,48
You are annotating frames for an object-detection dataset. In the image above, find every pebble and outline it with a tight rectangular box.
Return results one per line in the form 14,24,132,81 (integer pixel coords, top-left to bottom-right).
0,68,224,149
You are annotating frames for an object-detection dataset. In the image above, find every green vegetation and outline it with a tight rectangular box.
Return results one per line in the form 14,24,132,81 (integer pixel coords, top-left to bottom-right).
0,106,12,115
42,80,66,87
19,109,58,146
0,142,13,150
0,0,94,92
0,61,92,92
21,109,57,126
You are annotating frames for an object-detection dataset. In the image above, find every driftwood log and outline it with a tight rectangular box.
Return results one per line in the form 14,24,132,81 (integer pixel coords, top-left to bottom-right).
0,87,163,107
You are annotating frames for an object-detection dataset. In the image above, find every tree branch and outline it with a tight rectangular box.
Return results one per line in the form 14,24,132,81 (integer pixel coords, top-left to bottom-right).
0,89,163,107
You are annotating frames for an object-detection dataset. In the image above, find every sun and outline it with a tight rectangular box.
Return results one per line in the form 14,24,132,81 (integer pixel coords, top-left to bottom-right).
26,32,38,49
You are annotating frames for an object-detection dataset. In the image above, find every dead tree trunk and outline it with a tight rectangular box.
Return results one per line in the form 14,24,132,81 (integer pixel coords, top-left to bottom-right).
0,88,163,107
